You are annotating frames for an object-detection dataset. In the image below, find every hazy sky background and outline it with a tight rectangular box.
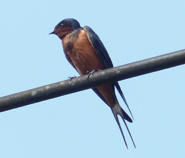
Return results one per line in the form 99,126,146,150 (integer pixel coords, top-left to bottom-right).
0,1,185,157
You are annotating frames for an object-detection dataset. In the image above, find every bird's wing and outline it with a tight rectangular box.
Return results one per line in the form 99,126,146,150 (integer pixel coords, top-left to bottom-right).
64,52,78,72
83,26,113,69
83,26,134,118
92,88,107,105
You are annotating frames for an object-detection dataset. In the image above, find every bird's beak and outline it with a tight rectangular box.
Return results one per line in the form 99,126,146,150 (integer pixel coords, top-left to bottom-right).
49,31,56,35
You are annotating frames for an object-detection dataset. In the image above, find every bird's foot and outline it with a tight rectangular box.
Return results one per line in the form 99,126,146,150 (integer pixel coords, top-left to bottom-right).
68,76,76,81
86,70,97,81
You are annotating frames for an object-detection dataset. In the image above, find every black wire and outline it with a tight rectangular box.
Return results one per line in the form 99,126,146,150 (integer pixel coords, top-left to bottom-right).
0,49,185,112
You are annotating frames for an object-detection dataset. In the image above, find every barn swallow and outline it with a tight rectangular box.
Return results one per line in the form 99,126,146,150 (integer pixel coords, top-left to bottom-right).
50,18,135,148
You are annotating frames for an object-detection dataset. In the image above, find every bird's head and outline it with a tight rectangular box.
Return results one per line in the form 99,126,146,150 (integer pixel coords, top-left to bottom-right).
50,18,81,39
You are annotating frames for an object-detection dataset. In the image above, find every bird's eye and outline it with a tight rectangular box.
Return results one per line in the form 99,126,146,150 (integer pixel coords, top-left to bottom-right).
60,23,63,26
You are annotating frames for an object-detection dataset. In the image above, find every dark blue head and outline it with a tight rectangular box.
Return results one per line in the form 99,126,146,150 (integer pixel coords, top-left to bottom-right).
50,18,81,39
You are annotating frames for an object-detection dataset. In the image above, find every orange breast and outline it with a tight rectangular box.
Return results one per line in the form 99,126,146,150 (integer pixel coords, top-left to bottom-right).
63,30,104,75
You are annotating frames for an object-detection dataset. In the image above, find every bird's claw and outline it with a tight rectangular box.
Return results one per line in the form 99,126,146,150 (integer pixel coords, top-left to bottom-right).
68,76,76,81
86,70,97,81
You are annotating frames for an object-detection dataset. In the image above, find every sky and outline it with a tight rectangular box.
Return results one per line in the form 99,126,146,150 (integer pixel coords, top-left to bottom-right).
0,1,185,157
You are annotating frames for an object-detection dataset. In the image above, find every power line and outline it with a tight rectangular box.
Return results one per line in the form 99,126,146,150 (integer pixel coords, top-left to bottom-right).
0,49,185,112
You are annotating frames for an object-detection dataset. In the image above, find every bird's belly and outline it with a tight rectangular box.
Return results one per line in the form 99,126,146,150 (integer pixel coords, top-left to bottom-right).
69,48,115,106
70,49,104,75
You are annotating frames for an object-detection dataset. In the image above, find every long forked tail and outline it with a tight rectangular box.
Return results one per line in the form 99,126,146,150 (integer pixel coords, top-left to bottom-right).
114,82,134,120
111,104,136,148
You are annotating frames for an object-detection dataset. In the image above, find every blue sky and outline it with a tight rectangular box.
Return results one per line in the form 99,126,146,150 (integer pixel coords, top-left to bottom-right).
0,1,185,157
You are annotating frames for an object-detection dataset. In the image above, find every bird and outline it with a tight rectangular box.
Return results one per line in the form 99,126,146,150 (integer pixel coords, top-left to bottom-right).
50,18,135,148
